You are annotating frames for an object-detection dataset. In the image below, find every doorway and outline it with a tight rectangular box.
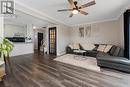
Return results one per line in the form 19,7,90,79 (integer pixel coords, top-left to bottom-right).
38,32,43,51
49,27,57,55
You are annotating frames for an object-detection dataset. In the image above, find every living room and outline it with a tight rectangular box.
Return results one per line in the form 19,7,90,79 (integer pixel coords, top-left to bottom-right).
0,0,130,87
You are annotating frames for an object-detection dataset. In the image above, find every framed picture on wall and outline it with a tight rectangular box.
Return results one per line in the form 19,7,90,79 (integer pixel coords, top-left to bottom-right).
79,27,84,37
91,24,99,36
85,25,91,37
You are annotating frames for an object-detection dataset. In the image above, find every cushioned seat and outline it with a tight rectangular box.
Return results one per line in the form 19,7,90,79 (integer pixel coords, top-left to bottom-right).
66,43,130,72
85,50,98,57
97,57,130,65
97,57,130,73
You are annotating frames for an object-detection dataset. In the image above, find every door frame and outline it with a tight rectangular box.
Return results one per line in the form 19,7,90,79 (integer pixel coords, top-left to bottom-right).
48,27,57,55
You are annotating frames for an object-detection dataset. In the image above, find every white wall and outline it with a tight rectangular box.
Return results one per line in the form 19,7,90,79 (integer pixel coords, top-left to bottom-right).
70,17,124,48
27,24,33,38
56,25,71,56
118,15,124,48
33,28,46,50
47,24,71,56
4,24,27,37
11,43,34,56
0,17,4,39
47,16,124,56
0,17,4,44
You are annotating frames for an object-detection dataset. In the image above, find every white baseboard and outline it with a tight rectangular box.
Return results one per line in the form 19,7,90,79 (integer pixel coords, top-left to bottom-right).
57,51,66,57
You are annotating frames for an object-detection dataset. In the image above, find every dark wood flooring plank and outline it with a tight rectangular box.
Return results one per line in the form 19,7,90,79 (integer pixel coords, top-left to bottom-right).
0,52,129,87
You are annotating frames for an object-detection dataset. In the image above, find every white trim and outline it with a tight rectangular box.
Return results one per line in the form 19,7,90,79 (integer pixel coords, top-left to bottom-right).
15,1,130,27
71,2,130,26
0,17,4,38
4,21,26,27
72,3,130,27
116,2,130,20
71,18,118,27
15,1,69,26
57,52,66,57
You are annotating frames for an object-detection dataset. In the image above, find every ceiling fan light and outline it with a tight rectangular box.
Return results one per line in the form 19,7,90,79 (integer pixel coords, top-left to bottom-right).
72,10,78,14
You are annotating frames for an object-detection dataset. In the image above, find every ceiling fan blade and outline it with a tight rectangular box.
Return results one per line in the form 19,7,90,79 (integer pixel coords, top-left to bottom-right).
79,0,96,9
68,0,75,7
57,9,73,12
79,10,88,15
69,13,73,17
74,1,78,6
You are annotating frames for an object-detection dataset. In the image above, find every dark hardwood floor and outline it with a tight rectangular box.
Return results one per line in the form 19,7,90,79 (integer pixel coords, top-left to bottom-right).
0,52,130,87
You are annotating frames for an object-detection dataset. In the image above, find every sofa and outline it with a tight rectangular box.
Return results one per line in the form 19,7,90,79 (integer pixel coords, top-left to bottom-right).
96,45,130,73
97,57,130,73
66,43,97,57
66,44,124,57
66,43,130,73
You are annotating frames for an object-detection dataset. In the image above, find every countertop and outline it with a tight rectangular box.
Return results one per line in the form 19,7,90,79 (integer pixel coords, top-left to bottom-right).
13,42,33,44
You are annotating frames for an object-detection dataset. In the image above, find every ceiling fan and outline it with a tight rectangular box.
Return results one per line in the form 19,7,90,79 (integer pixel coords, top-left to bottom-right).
57,0,96,17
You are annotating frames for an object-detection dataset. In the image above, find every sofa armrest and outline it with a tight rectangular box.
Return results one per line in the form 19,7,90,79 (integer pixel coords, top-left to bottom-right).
66,46,73,54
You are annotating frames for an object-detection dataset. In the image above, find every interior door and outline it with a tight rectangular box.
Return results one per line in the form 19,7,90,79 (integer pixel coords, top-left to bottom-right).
49,27,56,55
38,32,43,50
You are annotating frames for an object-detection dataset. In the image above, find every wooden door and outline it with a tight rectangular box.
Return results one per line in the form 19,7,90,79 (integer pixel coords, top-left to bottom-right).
38,32,43,50
49,27,56,55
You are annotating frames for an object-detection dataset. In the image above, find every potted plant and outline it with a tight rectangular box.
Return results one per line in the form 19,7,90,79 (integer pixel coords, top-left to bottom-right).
0,38,14,62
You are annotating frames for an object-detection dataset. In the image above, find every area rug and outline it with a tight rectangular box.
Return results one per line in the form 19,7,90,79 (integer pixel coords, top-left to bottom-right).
54,54,100,72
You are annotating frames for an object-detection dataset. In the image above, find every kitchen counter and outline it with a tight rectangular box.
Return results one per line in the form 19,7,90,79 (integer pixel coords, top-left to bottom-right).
11,42,34,56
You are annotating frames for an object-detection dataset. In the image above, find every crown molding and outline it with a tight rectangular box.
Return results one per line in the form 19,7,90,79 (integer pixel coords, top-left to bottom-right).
4,21,26,27
71,1,130,27
15,1,130,27
116,1,130,20
71,17,118,27
15,1,70,27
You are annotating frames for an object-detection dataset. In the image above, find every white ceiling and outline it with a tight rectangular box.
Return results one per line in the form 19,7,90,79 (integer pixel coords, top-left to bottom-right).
4,11,53,28
16,0,130,26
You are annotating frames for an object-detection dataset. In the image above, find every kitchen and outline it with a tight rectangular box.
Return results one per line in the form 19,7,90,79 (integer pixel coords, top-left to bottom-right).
4,11,50,57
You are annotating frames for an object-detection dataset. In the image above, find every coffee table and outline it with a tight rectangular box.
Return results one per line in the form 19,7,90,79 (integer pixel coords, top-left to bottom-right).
73,50,86,59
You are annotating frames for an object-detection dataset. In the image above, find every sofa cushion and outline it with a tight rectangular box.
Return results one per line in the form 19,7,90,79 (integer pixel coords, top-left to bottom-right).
68,43,80,50
97,45,106,52
104,45,112,53
85,50,98,57
93,45,99,51
81,43,95,50
113,47,121,56
110,46,116,55
73,43,80,50
118,48,124,57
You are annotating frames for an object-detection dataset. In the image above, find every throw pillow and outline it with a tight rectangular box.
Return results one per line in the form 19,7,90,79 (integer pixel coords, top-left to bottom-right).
104,45,113,53
81,43,95,50
110,46,116,55
113,47,120,56
97,45,106,52
73,43,80,50
118,48,124,57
